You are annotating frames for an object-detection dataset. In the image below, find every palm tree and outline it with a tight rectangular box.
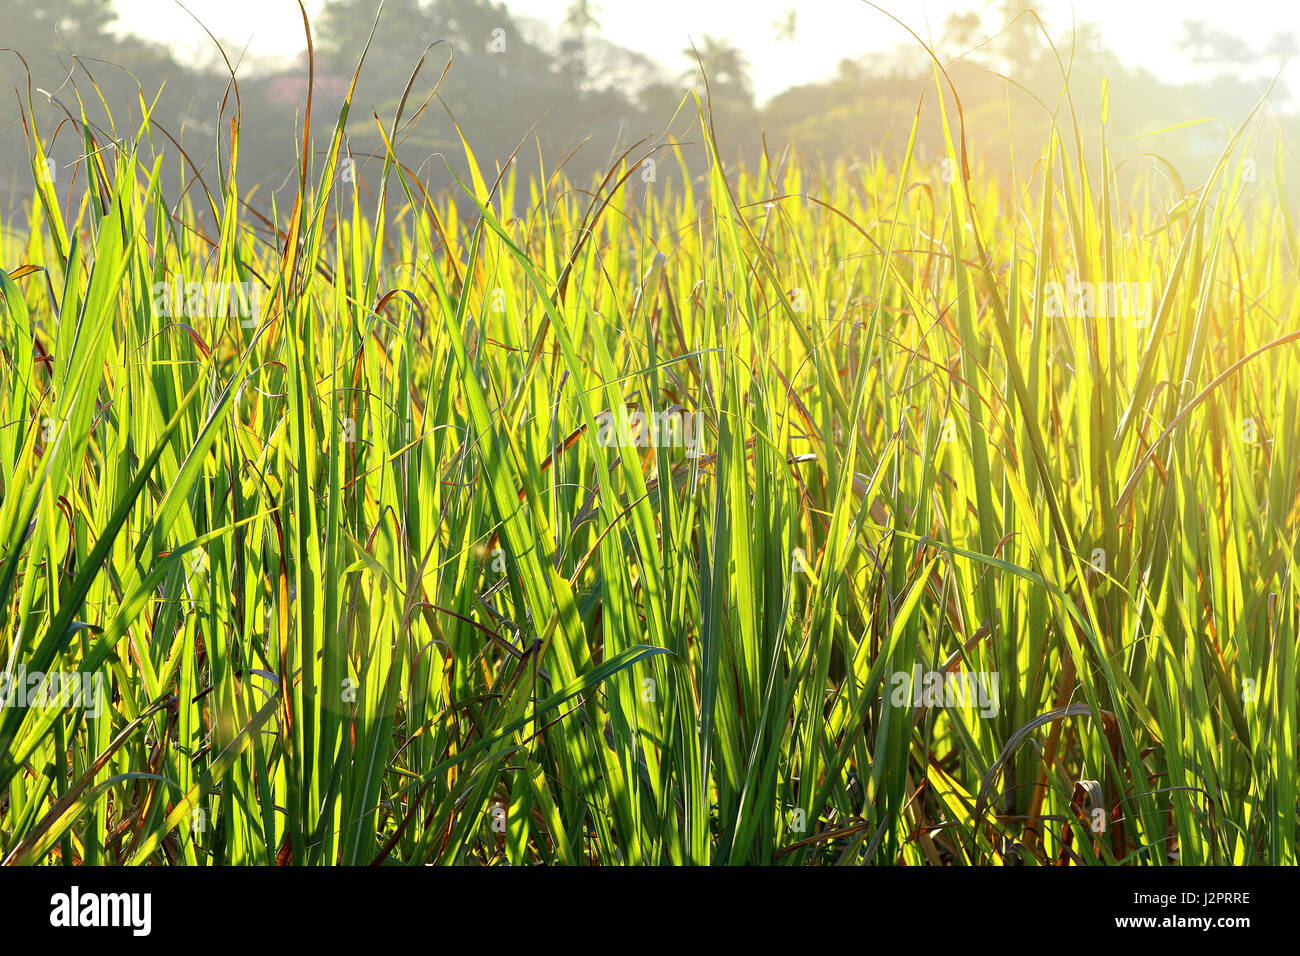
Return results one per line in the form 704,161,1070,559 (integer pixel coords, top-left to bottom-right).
561,0,602,84
680,34,753,105
995,0,1039,71
941,12,980,56
563,0,602,37
1178,19,1213,64
772,9,797,44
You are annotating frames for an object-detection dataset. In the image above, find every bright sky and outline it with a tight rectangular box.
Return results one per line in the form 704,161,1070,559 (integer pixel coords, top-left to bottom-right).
109,0,1296,103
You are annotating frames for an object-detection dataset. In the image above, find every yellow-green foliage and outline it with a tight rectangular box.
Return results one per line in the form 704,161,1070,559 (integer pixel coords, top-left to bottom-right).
0,67,1295,865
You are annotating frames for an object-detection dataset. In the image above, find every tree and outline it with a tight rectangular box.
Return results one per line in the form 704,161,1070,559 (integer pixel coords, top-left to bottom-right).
2,0,118,101
2,0,122,201
1178,19,1211,61
560,0,603,85
1178,19,1251,70
772,9,797,44
680,34,752,107
314,0,648,199
941,12,981,58
993,1,1040,73
563,0,602,37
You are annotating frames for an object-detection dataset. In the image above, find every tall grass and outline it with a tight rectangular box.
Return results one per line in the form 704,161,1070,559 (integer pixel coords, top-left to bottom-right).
0,26,1295,865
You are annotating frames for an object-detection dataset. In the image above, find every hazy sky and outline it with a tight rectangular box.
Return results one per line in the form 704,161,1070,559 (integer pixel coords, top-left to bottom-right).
110,0,1296,103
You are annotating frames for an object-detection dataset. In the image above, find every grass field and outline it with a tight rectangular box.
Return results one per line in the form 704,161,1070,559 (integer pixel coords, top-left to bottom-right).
0,32,1297,865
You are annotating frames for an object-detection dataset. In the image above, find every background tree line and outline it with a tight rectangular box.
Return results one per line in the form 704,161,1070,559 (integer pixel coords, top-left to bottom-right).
2,0,1294,220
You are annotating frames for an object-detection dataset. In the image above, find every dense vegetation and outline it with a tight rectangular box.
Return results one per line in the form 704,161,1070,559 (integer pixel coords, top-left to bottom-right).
0,14,1297,864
